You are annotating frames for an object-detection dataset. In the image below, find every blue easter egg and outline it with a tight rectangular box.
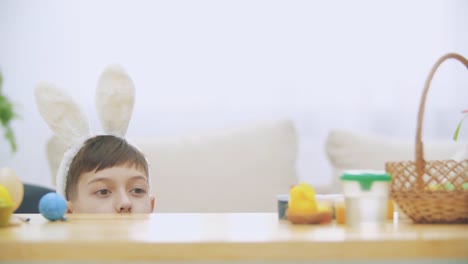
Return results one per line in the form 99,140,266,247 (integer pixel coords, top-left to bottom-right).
38,192,67,221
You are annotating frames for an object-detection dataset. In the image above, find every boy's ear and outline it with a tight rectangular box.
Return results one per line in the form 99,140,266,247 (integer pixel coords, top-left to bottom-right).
66,201,74,214
150,196,155,212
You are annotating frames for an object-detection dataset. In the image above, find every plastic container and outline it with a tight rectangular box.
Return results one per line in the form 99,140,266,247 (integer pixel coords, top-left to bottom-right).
340,170,391,228
277,194,289,219
334,195,346,224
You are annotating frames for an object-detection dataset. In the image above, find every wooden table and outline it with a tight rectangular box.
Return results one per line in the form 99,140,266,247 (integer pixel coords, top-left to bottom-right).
0,213,467,262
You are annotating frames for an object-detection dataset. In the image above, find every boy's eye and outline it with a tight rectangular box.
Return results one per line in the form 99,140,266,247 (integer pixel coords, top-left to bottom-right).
130,188,146,194
95,189,111,196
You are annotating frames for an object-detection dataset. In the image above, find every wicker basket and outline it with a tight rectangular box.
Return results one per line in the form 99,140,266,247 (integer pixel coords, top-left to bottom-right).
385,53,468,224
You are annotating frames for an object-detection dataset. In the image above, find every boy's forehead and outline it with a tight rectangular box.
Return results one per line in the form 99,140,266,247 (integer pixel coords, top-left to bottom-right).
86,165,149,181
93,162,148,176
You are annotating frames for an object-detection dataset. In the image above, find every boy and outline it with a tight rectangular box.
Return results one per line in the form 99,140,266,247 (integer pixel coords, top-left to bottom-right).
65,135,155,213
35,65,152,213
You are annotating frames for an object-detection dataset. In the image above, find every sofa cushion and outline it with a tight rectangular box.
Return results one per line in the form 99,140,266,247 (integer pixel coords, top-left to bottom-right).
324,129,464,192
130,119,297,213
47,120,297,213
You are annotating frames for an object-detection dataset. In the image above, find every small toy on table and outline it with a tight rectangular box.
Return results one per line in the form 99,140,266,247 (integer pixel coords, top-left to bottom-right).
0,167,26,227
286,183,333,224
39,192,67,221
0,185,14,227
0,167,24,212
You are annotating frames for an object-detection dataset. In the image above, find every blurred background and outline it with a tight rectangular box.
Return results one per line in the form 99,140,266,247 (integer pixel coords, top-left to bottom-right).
0,0,467,188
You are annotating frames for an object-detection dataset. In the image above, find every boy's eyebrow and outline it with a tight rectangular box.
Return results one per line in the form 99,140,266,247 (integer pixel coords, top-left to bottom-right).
87,177,111,185
128,175,148,182
87,175,148,185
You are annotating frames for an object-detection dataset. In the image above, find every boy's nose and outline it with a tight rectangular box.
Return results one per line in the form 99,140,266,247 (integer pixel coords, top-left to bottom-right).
115,192,132,213
119,204,132,213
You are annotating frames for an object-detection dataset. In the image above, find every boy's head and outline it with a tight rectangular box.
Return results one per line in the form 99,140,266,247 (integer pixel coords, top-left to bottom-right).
34,65,152,213
65,135,155,213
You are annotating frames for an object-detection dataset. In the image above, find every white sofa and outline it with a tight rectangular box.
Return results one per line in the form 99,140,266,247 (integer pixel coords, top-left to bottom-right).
47,119,298,212
46,121,465,212
325,129,464,193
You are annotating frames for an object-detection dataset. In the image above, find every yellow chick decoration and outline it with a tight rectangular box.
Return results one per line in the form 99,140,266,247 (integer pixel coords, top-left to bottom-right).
0,184,14,227
288,182,318,215
287,182,332,224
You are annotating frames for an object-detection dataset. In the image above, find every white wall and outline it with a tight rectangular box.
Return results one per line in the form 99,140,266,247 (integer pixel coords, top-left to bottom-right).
1,0,467,189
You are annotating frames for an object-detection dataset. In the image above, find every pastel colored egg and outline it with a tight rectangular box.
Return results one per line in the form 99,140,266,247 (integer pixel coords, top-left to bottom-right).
0,167,24,212
39,192,67,221
0,184,14,227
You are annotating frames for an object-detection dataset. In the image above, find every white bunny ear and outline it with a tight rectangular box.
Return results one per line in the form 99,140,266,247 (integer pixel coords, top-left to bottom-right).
35,82,90,146
96,65,135,137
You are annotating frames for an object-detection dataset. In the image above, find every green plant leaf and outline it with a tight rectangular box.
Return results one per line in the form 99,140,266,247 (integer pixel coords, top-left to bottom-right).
453,120,463,141
0,71,18,153
4,125,16,152
0,95,15,126
454,114,468,141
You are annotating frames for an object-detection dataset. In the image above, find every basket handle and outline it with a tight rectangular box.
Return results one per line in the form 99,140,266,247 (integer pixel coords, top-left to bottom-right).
415,53,468,189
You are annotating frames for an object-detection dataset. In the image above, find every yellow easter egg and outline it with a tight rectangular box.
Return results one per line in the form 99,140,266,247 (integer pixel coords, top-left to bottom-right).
424,184,440,191
0,185,14,227
0,167,24,211
0,185,13,206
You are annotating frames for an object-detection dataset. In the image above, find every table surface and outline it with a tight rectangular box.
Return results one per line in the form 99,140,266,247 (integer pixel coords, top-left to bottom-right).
1,213,467,261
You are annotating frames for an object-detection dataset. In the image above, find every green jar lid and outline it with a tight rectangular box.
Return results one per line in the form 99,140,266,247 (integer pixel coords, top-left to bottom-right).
340,170,391,190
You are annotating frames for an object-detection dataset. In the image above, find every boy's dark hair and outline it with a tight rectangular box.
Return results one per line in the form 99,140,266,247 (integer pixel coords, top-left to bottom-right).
65,135,149,200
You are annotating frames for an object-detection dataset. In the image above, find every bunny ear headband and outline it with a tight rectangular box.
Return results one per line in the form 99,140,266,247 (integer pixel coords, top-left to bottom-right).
35,65,142,198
